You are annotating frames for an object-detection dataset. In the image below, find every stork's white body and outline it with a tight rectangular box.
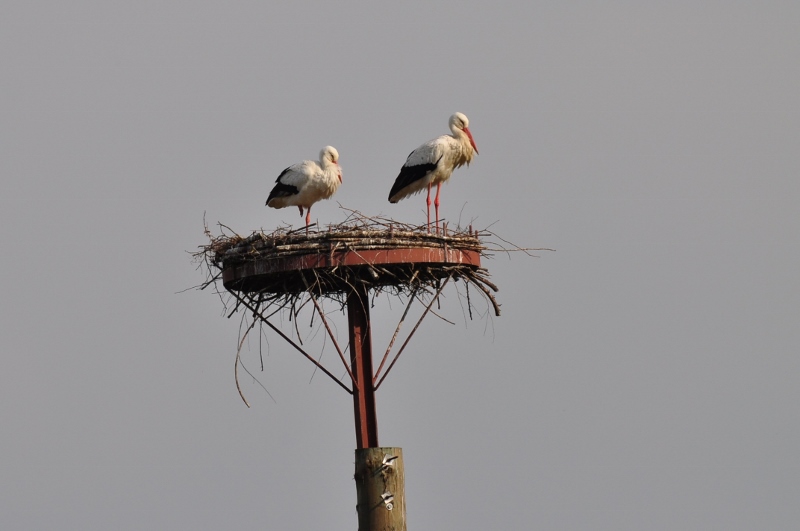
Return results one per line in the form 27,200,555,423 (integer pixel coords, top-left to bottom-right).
266,146,342,228
388,113,478,232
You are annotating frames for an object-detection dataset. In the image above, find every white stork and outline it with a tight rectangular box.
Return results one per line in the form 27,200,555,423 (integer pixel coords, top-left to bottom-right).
388,112,478,233
266,145,342,230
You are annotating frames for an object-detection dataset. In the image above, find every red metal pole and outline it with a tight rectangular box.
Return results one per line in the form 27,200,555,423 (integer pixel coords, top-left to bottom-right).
347,284,379,449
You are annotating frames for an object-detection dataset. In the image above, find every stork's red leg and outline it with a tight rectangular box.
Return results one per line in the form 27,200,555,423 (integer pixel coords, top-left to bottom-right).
426,183,433,233
434,183,442,234
305,206,312,234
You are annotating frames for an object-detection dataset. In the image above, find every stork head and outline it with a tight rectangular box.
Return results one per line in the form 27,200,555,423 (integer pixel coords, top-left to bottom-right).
320,145,342,182
450,112,479,155
320,145,339,164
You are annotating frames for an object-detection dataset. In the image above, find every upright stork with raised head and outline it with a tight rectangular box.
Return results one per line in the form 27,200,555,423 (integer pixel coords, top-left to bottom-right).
388,112,478,233
266,145,342,230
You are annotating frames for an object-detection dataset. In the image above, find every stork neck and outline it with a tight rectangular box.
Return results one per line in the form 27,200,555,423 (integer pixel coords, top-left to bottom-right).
455,130,472,152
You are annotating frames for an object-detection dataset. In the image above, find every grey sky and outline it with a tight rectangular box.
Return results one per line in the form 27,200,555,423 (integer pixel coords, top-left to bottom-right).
2,2,799,529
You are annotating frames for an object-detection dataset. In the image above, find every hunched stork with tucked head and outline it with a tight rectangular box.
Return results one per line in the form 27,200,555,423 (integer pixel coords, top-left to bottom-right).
266,146,342,230
388,112,478,233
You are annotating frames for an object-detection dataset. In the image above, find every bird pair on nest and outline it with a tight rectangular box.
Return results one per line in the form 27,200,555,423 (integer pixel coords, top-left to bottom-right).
266,112,479,234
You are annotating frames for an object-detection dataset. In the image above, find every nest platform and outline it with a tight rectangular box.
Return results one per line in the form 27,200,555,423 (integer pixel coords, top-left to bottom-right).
213,225,484,295
196,212,505,317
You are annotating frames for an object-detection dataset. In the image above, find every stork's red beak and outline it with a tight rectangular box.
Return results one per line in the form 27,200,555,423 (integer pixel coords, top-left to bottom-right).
465,127,479,155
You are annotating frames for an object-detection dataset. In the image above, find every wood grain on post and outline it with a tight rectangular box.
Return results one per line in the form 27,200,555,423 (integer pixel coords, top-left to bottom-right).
354,447,406,531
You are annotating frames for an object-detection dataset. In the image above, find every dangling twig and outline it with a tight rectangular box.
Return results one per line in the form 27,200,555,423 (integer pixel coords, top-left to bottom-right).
235,317,258,407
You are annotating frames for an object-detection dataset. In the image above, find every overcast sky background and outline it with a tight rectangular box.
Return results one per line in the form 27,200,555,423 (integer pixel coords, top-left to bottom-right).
2,2,799,529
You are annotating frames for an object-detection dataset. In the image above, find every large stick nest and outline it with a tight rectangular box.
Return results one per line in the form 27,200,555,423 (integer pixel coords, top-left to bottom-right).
196,209,520,314
194,209,552,318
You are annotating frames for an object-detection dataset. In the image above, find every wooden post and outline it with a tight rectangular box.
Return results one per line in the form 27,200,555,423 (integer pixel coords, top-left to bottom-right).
354,447,406,531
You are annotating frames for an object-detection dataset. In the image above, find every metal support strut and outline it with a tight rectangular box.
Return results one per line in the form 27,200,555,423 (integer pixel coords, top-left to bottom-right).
347,284,379,449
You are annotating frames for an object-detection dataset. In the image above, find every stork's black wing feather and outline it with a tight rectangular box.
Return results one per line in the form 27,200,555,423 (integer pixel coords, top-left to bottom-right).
266,167,300,204
388,157,441,202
